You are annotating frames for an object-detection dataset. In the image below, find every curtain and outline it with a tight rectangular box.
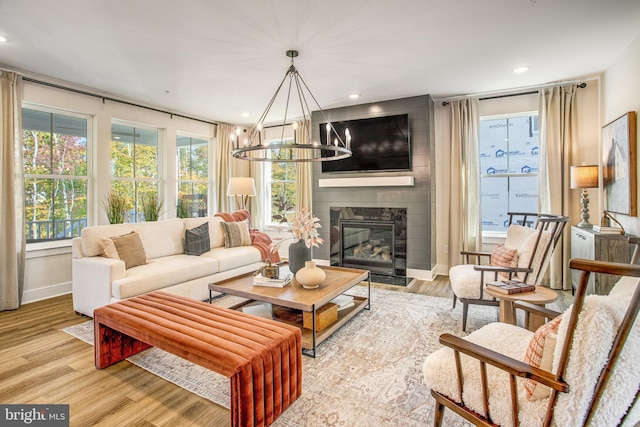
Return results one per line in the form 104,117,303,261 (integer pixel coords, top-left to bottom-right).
249,133,266,230
215,123,234,213
448,98,481,268
0,71,25,311
295,119,313,212
539,85,579,290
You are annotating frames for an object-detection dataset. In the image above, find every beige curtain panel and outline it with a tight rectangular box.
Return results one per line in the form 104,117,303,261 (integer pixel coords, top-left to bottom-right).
448,98,481,268
0,71,25,311
539,85,579,290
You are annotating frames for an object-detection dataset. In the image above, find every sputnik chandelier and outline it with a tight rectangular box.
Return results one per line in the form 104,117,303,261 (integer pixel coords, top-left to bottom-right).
231,50,352,162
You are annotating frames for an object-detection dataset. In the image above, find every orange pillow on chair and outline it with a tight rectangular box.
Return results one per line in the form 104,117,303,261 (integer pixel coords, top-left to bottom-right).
490,244,518,279
523,315,563,400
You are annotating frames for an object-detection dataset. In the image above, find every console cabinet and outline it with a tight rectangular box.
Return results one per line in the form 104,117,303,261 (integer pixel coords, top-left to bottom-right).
570,226,633,295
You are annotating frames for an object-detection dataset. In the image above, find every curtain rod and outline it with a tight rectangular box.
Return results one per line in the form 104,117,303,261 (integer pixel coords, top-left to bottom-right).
440,82,587,107
21,76,220,127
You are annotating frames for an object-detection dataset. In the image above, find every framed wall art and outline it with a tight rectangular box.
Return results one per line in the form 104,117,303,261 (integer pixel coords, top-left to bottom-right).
601,111,637,216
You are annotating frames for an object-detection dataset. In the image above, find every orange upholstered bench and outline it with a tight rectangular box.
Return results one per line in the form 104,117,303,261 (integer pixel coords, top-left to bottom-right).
93,291,302,427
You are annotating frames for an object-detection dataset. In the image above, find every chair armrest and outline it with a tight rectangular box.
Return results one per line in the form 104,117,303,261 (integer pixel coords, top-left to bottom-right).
473,265,532,274
514,301,562,321
460,250,492,257
439,333,568,392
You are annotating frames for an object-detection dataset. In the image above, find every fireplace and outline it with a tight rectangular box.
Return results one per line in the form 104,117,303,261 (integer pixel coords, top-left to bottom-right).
330,207,407,280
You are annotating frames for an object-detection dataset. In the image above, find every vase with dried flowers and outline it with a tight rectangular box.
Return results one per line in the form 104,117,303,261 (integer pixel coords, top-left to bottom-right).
272,208,324,274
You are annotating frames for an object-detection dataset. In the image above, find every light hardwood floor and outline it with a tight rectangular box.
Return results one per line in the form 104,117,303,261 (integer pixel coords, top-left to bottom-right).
0,278,572,426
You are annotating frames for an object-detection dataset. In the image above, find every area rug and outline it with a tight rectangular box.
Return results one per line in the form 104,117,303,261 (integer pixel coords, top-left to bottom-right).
64,287,497,426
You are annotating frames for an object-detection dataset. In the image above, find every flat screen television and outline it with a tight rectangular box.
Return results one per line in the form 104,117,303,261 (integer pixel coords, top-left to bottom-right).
320,114,411,173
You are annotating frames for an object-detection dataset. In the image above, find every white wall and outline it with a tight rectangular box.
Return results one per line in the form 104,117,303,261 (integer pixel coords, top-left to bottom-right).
22,81,217,304
601,33,640,236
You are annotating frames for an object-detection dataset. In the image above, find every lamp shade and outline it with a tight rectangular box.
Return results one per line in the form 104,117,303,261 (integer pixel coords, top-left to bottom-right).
570,165,599,189
227,177,256,196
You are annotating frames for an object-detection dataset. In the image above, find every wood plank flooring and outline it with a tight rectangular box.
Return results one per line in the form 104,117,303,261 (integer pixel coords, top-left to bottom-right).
0,277,573,426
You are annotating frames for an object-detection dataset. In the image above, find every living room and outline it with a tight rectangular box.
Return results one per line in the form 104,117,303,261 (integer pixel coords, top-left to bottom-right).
1,1,640,426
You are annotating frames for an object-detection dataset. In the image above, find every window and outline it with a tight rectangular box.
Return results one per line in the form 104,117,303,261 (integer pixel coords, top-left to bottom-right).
110,122,159,222
479,113,539,232
176,135,209,218
23,107,89,242
268,138,297,225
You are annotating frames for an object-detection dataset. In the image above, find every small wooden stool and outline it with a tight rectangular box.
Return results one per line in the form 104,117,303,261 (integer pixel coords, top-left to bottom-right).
485,286,558,330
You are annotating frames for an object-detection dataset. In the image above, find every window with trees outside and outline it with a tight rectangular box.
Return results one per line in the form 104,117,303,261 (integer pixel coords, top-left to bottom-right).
23,107,89,243
176,135,209,218
268,140,297,225
479,113,539,233
110,122,160,223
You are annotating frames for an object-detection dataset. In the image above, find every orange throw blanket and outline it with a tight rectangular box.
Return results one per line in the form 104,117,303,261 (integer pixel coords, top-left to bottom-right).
215,210,281,263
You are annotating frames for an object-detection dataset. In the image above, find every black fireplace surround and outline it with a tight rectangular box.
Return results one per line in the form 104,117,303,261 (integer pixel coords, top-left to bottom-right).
329,207,407,280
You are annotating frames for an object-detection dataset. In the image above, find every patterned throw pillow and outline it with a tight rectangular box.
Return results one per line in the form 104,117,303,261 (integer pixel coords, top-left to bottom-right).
523,315,563,400
185,222,211,256
110,231,148,269
221,220,252,248
490,244,518,279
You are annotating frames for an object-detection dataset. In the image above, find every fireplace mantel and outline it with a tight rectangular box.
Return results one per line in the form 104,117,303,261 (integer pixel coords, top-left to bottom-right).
318,176,414,188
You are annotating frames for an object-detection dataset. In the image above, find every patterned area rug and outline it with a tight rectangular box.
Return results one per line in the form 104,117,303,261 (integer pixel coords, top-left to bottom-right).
64,287,497,426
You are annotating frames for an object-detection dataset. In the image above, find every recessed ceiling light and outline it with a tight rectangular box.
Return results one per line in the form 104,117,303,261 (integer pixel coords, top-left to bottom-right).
0,35,9,43
513,66,529,74
241,112,250,117
349,93,360,99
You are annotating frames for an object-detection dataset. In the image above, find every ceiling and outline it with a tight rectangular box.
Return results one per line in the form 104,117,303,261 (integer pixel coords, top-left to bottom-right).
1,0,639,125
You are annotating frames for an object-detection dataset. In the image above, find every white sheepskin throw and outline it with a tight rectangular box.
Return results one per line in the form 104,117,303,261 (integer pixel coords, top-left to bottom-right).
553,287,640,426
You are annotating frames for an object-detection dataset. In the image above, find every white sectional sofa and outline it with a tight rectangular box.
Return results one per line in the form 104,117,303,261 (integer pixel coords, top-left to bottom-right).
71,216,265,317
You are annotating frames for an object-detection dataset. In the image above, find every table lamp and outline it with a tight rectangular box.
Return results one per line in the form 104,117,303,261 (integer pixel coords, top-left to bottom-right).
570,164,599,228
227,177,256,210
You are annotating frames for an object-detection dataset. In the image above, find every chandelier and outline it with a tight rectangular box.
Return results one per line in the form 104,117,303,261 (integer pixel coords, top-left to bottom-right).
231,50,352,162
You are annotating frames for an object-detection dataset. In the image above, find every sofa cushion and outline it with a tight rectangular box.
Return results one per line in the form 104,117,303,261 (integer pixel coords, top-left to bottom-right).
111,231,148,269
221,220,252,248
112,254,219,299
183,216,225,249
185,222,210,256
81,218,185,259
203,246,262,272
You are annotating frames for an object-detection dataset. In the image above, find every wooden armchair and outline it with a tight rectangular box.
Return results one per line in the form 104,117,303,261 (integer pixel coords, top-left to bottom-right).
449,212,568,331
423,259,640,426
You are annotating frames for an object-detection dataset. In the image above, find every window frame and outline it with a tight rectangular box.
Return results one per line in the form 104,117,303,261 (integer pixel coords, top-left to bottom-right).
176,132,211,218
110,120,162,223
22,103,93,244
264,134,298,228
479,111,539,237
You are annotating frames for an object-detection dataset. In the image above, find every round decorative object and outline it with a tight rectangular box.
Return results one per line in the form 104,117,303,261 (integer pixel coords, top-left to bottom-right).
295,261,326,289
288,239,311,274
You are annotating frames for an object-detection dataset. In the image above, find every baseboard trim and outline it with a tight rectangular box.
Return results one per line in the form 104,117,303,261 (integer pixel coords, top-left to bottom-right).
22,282,71,304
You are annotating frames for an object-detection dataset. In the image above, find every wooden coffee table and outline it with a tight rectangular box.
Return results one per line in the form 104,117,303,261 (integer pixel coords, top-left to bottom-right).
209,264,370,357
485,285,558,330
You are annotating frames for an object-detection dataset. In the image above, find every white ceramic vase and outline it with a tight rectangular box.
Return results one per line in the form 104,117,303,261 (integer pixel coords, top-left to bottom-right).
295,261,326,289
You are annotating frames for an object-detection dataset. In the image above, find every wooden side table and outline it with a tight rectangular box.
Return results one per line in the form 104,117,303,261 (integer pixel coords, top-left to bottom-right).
485,286,558,330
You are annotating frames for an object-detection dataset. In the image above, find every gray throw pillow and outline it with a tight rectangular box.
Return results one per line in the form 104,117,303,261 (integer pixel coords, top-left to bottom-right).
185,222,211,256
